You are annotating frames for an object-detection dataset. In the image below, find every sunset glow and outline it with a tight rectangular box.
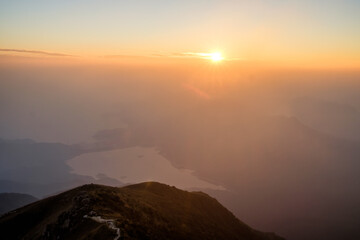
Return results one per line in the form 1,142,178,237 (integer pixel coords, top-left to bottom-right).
210,52,224,62
0,1,358,69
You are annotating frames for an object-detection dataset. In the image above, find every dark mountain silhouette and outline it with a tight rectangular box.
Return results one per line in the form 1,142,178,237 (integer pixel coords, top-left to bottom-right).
0,182,284,240
0,138,83,184
0,138,123,197
291,97,360,140
0,193,38,215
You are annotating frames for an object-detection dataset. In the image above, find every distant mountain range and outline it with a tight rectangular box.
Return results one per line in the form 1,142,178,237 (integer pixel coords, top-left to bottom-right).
0,193,38,215
0,138,123,197
0,182,284,240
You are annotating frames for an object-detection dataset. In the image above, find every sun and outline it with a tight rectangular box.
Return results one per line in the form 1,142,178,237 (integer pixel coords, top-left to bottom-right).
210,52,224,62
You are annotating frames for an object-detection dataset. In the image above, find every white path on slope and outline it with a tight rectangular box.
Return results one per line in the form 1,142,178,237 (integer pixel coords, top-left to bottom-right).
84,215,121,240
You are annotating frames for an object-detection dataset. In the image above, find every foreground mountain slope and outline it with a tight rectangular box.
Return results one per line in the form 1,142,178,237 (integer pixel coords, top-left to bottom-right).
0,182,284,240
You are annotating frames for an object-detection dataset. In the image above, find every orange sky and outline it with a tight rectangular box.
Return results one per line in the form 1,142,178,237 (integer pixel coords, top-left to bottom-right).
1,0,360,69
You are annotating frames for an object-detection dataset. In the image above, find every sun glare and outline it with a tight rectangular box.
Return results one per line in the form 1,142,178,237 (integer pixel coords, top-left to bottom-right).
210,52,224,62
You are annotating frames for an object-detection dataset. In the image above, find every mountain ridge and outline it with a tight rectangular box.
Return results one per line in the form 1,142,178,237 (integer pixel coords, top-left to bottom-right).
0,182,285,240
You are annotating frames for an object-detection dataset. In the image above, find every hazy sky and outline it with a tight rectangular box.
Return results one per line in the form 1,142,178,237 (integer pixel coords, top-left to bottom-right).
0,0,359,68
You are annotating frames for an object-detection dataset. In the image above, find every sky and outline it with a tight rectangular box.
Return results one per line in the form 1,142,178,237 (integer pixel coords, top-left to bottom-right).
0,0,360,68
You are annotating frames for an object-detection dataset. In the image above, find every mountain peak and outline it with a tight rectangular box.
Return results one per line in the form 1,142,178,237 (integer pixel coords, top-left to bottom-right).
0,182,284,240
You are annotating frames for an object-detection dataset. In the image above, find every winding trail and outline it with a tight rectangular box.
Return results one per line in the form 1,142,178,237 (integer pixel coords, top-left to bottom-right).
84,215,121,240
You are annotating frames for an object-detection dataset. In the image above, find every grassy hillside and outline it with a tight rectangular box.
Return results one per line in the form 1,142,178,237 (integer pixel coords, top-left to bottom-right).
0,182,284,240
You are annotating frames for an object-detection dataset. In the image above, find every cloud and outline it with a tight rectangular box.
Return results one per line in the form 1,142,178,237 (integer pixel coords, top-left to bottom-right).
171,52,245,61
102,54,143,59
104,52,222,60
172,52,212,58
0,48,75,57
